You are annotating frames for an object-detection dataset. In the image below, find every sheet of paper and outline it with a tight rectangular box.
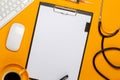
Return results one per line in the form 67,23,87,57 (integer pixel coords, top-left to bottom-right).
27,2,92,80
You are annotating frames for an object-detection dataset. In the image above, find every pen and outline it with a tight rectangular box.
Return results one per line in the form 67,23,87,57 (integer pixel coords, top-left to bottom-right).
60,75,69,80
29,78,39,80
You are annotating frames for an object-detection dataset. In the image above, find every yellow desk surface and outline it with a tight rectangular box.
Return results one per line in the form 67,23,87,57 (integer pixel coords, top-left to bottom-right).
0,0,120,79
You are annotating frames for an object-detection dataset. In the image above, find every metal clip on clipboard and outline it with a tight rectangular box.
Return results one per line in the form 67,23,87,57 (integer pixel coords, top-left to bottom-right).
53,6,77,16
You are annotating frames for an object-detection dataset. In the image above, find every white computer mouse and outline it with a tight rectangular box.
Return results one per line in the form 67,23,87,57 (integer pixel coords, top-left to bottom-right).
6,23,25,51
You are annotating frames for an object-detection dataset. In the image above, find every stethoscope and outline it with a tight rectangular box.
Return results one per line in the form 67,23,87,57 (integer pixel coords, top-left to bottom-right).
93,0,120,79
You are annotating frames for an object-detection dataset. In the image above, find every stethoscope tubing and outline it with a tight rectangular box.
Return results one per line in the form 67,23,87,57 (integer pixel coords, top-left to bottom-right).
93,21,120,80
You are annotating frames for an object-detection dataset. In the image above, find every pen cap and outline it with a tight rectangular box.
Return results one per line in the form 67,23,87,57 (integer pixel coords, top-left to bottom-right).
66,0,92,4
70,0,79,2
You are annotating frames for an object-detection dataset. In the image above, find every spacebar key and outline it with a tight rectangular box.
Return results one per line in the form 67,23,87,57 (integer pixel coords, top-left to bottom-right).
0,11,17,29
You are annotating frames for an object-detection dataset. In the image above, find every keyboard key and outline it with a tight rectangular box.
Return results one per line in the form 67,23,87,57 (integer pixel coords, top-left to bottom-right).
1,8,5,12
13,4,17,8
12,0,16,2
23,0,29,4
6,10,10,14
16,7,21,12
2,13,6,17
0,16,2,20
10,7,14,11
4,0,8,3
8,2,12,6
5,5,9,9
0,11,17,27
21,4,25,8
17,1,21,5
0,2,5,6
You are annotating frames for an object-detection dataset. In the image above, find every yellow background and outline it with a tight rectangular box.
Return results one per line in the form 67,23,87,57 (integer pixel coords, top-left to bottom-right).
0,0,120,79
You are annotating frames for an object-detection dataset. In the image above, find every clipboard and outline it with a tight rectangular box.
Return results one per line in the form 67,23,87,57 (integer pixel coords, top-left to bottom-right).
26,2,93,80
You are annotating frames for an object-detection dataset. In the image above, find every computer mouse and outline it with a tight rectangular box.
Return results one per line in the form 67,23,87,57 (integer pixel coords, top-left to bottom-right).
6,23,25,51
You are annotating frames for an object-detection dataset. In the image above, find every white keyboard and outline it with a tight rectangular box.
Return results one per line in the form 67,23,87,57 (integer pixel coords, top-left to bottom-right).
0,0,34,29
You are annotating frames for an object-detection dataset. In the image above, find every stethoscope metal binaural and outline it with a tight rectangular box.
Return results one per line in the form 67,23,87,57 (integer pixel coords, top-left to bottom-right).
93,0,120,80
